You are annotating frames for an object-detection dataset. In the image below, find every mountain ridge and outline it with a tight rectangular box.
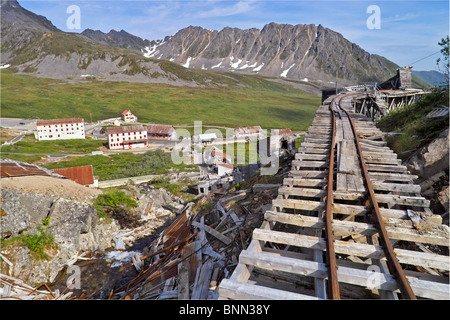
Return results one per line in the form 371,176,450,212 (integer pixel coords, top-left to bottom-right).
81,22,401,86
1,0,425,89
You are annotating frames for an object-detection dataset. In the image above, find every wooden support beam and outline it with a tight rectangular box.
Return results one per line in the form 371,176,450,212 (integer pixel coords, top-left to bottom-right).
219,279,319,300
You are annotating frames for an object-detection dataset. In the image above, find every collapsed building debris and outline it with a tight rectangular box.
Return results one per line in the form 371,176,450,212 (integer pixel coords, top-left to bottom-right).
109,179,280,300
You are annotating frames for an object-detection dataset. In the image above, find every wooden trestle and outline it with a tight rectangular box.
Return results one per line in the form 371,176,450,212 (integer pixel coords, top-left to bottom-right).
218,92,450,300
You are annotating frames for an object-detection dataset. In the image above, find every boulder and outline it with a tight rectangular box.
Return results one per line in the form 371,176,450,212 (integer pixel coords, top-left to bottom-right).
407,128,449,178
438,187,449,212
0,175,117,285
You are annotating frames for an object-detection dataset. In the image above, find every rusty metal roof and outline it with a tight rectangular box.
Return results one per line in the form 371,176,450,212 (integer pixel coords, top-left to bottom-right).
1,160,63,178
36,118,84,126
107,125,145,135
234,126,263,134
146,124,174,135
52,165,95,186
274,128,293,135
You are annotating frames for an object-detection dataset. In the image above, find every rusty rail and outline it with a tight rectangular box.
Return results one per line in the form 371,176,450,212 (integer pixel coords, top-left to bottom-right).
325,98,340,299
337,96,417,300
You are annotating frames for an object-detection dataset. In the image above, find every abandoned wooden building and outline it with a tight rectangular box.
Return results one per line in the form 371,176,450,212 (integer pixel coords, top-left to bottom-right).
107,125,148,150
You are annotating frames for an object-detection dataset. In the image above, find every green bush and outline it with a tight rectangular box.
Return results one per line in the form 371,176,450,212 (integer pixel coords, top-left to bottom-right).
376,87,449,158
2,226,58,260
94,191,138,210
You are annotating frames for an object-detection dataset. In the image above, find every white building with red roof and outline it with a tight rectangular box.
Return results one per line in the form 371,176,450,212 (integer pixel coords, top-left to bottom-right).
107,125,148,150
36,118,85,141
147,124,177,140
121,110,138,123
233,126,264,139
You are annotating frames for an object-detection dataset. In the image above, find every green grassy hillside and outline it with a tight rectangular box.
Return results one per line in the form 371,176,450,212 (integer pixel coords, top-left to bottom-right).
1,70,320,131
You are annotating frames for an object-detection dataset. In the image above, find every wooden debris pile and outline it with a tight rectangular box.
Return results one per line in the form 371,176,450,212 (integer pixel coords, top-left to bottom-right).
112,183,279,300
0,273,73,300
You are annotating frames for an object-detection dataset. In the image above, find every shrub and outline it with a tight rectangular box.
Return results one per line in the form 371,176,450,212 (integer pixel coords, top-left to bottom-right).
2,226,58,260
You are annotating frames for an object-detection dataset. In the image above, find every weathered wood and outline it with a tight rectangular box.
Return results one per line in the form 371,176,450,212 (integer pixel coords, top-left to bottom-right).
191,260,214,300
283,177,327,187
237,249,449,299
295,153,328,161
292,160,328,168
257,216,449,246
366,163,407,173
369,172,418,182
297,147,329,154
289,170,328,178
371,181,421,193
219,279,319,300
192,221,232,245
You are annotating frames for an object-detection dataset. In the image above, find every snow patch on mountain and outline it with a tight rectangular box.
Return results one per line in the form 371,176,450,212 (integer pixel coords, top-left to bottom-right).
280,63,295,78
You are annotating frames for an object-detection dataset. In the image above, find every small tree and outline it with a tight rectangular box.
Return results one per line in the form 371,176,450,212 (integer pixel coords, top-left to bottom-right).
436,35,449,85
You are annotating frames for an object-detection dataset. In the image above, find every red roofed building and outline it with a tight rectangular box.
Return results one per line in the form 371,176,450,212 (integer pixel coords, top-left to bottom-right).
273,128,293,136
36,118,85,141
233,126,264,139
52,165,98,188
107,125,148,150
147,124,177,140
121,110,137,123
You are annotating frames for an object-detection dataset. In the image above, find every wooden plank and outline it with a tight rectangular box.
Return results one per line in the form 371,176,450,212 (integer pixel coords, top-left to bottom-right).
272,198,324,212
191,260,214,300
192,221,232,245
374,194,430,207
359,138,387,147
279,187,363,201
366,163,407,173
279,186,325,198
219,279,319,300
371,181,421,193
257,217,449,271
362,151,397,158
299,142,330,149
256,216,449,246
283,177,327,187
363,157,401,165
369,172,418,182
289,170,328,178
295,153,328,161
297,147,329,154
177,254,190,299
292,160,328,168
238,248,449,299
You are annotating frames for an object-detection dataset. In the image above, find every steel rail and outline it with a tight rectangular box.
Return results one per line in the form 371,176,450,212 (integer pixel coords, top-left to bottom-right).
337,96,417,300
324,97,340,299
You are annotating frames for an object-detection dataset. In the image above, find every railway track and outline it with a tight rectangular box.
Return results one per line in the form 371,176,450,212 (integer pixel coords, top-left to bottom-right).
219,91,450,300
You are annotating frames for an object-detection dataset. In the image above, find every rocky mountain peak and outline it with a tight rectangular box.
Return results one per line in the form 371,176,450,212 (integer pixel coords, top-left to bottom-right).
1,0,59,32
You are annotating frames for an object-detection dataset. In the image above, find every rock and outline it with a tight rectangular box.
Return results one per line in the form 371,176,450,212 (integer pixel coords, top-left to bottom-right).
0,175,117,286
422,129,449,177
407,129,449,178
438,187,449,212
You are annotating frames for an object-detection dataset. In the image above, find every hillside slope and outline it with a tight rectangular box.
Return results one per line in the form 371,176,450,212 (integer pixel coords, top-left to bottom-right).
1,1,404,87
84,23,401,86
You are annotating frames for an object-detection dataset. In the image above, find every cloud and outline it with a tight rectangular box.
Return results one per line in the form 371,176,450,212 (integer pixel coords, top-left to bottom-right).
195,0,259,18
383,12,420,23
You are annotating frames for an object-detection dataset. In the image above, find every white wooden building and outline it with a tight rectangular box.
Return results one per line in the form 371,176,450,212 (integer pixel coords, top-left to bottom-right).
147,124,177,140
107,125,148,150
121,110,138,123
36,118,85,141
233,126,264,139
